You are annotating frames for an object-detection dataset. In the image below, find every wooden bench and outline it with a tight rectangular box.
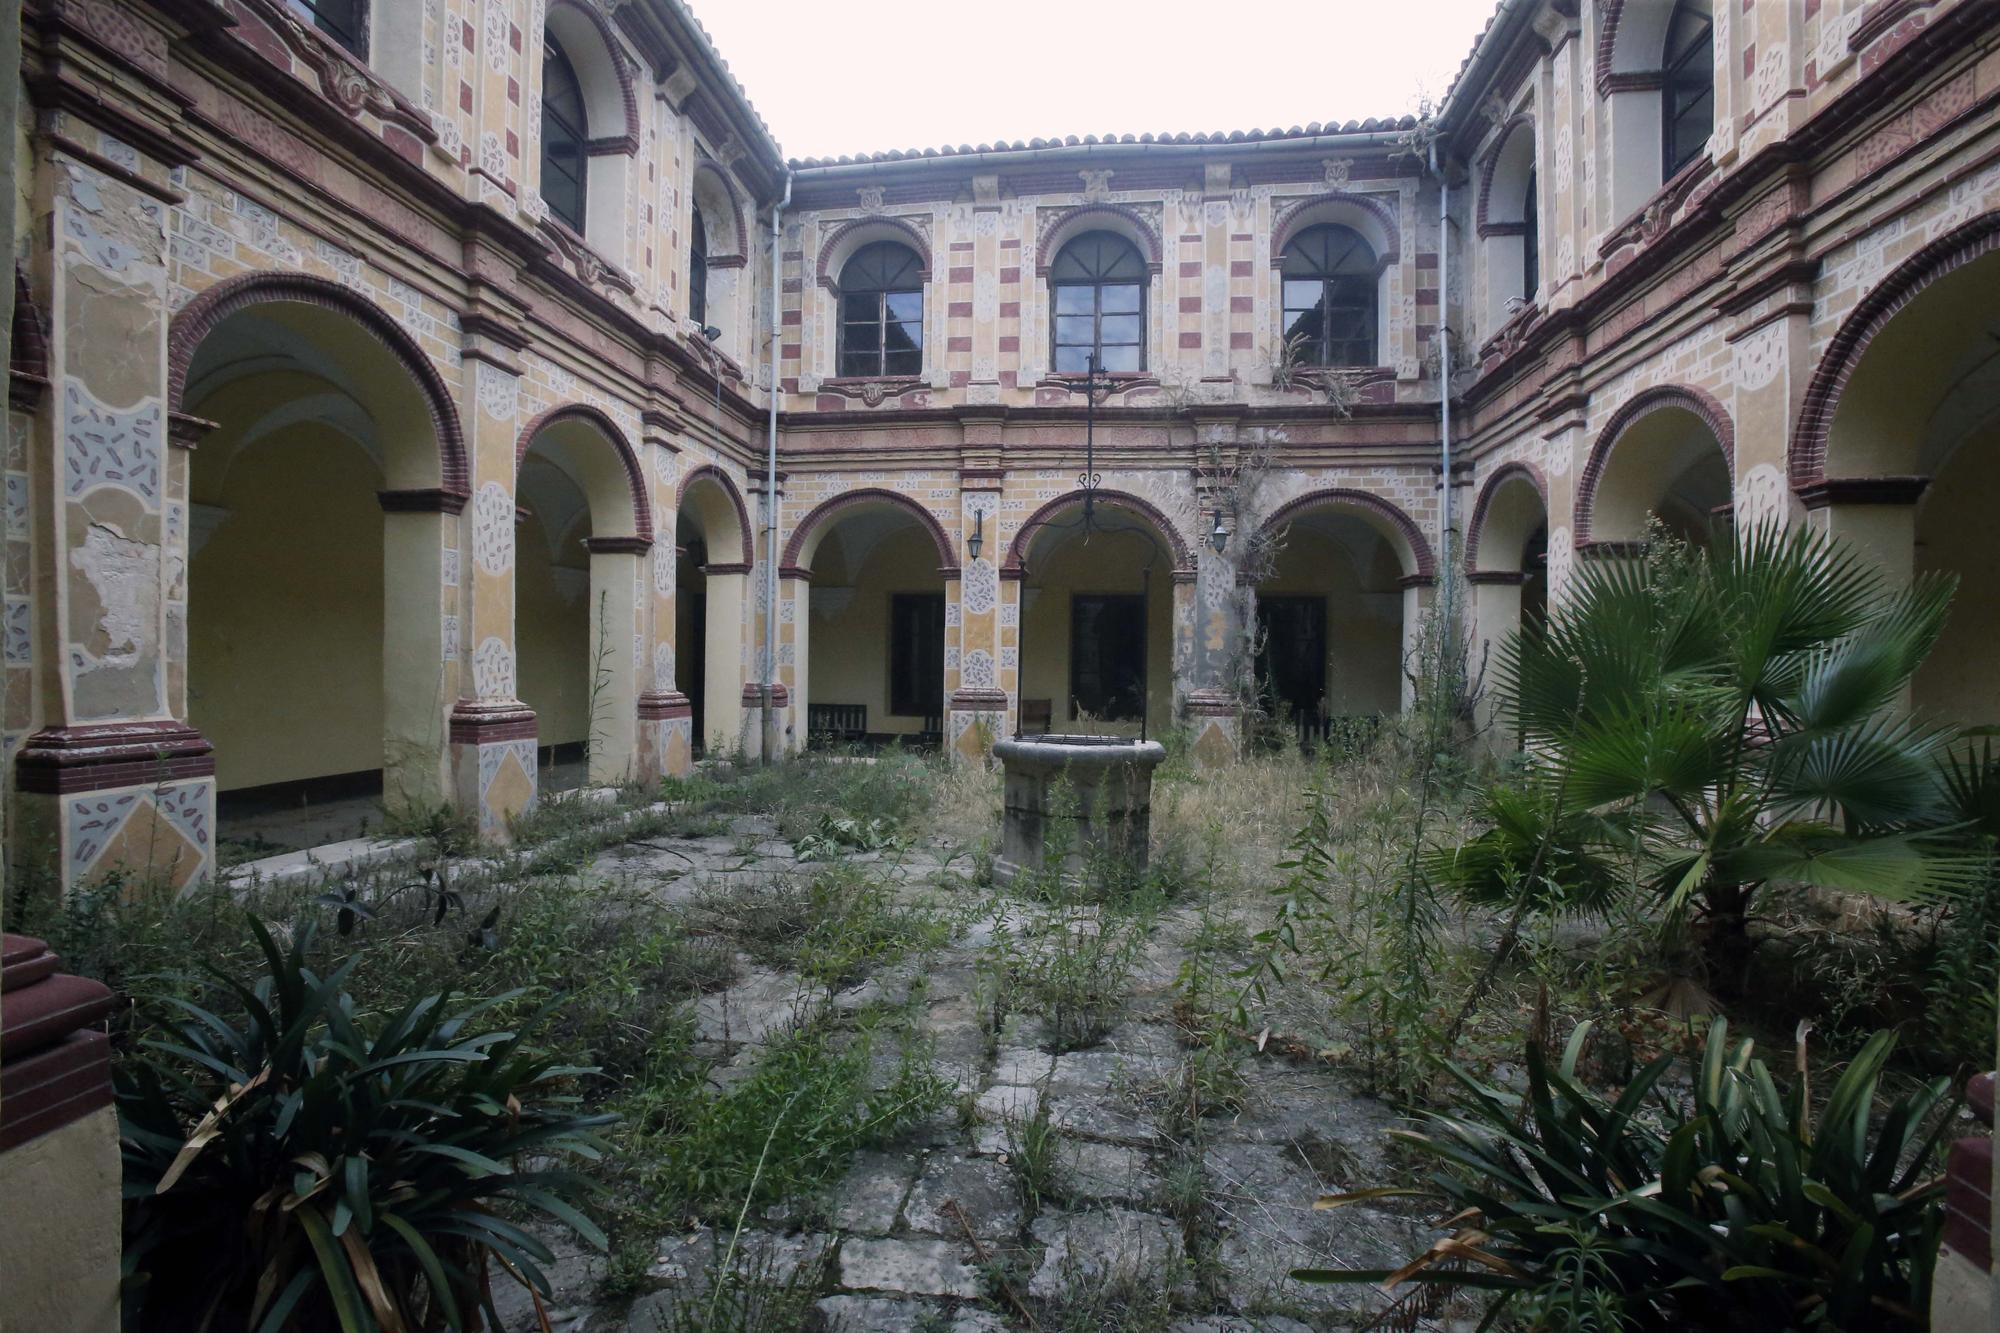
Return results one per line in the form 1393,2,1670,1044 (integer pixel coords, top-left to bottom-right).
808,703,867,746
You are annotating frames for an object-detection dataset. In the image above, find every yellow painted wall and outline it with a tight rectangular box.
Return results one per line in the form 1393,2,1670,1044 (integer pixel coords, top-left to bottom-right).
1260,526,1403,716
1915,427,2000,727
515,509,592,748
189,425,384,792
807,524,943,735
1020,529,1173,735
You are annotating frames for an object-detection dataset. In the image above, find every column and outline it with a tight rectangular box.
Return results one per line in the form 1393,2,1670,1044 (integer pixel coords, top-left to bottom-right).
1398,577,1438,712
780,567,810,748
445,353,534,839
13,139,216,895
584,539,646,783
947,470,1007,760
1468,571,1526,740
636,405,690,779
1181,461,1245,769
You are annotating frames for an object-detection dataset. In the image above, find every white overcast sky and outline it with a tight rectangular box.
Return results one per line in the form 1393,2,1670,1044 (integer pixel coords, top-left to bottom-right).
685,0,1504,161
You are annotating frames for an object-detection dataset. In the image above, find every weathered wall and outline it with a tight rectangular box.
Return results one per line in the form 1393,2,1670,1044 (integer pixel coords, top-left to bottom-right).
0,1105,122,1333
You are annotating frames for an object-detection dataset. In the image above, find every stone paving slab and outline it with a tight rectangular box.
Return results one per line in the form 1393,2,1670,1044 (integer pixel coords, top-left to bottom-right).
839,1236,984,1299
902,1154,1023,1242
1025,1206,1186,1299
815,1294,1008,1332
829,1149,920,1235
1064,1139,1160,1204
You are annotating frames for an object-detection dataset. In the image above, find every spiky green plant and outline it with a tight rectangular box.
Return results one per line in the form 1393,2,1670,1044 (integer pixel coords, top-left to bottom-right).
1299,1021,1953,1331
118,916,615,1331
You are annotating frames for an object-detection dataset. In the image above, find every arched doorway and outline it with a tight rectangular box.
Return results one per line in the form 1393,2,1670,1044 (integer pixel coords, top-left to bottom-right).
1005,491,1189,738
1251,490,1433,746
783,489,955,749
1465,464,1550,738
675,466,751,755
516,407,651,788
1797,220,2000,726
1577,387,1734,551
174,276,462,845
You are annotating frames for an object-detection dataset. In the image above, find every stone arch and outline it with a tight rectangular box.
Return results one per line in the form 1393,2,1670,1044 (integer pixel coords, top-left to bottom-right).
1790,212,2000,492
1574,384,1735,545
1477,114,1536,237
168,272,468,497
1257,487,1435,580
816,216,933,295
545,0,640,154
1269,192,1401,269
691,160,749,267
514,403,653,544
1465,462,1548,573
782,486,958,577
677,463,753,566
1002,488,1194,578
1036,204,1164,276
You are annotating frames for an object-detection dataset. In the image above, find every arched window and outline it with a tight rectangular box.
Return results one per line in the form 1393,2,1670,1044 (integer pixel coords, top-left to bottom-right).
689,208,709,330
540,34,588,233
1522,167,1539,300
837,242,924,378
286,0,365,57
1050,231,1146,373
1281,224,1379,367
1663,0,1714,178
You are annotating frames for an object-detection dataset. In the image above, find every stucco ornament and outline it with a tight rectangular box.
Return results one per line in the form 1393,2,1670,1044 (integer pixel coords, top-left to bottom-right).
472,481,515,574
472,636,515,698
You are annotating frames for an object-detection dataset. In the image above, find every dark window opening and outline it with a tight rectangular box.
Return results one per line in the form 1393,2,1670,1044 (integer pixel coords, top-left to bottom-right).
1522,167,1539,300
1280,224,1379,367
540,34,588,233
1070,594,1147,721
889,593,946,718
1663,0,1714,178
287,0,366,57
689,208,709,330
838,242,925,378
1255,595,1328,724
1050,231,1146,374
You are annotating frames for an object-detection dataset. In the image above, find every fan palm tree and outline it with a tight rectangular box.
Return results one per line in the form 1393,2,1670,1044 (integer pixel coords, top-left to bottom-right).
1436,519,1981,986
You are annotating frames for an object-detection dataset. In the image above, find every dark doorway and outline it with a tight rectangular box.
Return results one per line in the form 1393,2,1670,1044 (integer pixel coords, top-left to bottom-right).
1070,594,1147,721
1257,595,1328,724
686,592,707,753
889,592,946,720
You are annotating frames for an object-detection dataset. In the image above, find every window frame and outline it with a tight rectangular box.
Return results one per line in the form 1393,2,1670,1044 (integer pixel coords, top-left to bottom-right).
1068,592,1148,722
286,0,367,58
1049,231,1148,375
1522,167,1539,302
836,242,926,379
1279,224,1381,368
689,208,709,330
1662,0,1715,179
888,592,946,718
539,33,590,234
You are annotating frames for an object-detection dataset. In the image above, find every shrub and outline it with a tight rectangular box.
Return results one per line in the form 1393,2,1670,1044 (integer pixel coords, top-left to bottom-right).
119,916,615,1331
1300,1020,1953,1331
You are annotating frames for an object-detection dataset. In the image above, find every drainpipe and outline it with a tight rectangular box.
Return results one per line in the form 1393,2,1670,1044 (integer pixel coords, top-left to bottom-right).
1431,141,1454,614
760,168,792,764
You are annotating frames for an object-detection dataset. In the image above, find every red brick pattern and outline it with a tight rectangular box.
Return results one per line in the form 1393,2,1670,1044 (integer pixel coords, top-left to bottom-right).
515,402,655,543
1574,385,1736,544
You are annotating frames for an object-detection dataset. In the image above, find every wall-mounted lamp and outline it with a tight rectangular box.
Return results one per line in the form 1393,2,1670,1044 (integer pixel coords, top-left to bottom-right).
966,509,985,560
699,324,722,341
1208,507,1229,556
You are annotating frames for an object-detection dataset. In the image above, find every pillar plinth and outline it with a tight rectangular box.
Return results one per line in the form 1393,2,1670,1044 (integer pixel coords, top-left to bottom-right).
12,722,216,894
638,690,694,779
447,701,536,839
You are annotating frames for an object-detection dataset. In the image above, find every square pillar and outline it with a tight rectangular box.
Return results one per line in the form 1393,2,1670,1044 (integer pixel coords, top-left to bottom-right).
584,539,647,784
948,486,1006,760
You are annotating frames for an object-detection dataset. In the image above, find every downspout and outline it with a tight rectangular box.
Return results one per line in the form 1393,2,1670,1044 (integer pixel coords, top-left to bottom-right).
761,167,792,764
1431,140,1454,613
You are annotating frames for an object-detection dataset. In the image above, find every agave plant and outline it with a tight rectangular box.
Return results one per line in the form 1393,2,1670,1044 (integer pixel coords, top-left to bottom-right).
119,916,615,1331
1300,1021,1953,1331
1436,520,1982,980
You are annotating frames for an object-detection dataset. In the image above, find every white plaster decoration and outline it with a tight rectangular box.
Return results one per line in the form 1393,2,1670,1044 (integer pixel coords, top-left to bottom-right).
653,544,674,594
1734,464,1786,529
155,782,214,865
5,472,27,535
64,383,162,503
963,648,995,689
443,615,460,660
3,598,28,664
1546,526,1574,601
442,547,460,588
476,362,519,421
472,635,515,697
961,558,998,615
62,198,147,274
944,600,960,628
482,0,510,73
945,647,960,670
477,738,537,800
1001,647,1017,669
68,791,141,884
1732,322,1786,392
471,481,515,574
653,641,675,692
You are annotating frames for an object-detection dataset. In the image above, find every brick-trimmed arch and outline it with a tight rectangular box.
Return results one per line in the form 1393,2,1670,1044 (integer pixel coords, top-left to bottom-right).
1464,462,1548,573
1476,114,1536,237
676,462,754,564
547,0,640,155
1790,212,2000,495
692,160,749,268
816,215,934,295
1256,487,1436,579
1269,191,1402,267
782,486,959,577
1002,488,1193,577
1035,204,1165,276
1574,384,1735,544
515,403,654,543
168,271,469,496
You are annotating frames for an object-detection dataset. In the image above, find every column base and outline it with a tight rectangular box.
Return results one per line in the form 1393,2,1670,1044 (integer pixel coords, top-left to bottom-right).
1181,690,1242,770
948,688,1009,762
448,702,537,840
738,684,791,760
11,722,216,895
638,692,694,780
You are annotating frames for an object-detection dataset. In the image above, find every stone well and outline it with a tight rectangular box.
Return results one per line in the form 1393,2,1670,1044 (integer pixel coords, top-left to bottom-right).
992,735,1168,886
